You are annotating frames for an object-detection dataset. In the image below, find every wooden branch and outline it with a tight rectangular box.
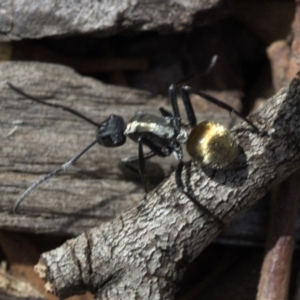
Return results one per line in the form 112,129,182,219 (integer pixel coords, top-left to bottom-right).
0,262,43,300
34,74,300,299
0,61,235,235
256,3,300,298
257,171,300,300
0,0,227,41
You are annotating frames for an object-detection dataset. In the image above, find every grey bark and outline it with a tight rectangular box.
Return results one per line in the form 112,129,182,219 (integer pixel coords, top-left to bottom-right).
34,74,300,299
0,0,227,41
0,61,236,235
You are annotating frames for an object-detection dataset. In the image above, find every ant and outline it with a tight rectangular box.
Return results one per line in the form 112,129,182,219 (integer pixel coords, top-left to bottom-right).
7,58,268,226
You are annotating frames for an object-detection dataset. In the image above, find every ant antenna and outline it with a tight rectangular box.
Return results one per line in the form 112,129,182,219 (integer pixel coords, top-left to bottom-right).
13,139,98,213
204,54,218,75
173,55,218,87
7,82,100,128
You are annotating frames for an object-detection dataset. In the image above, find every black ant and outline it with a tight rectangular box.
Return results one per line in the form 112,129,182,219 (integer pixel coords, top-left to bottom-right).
7,58,268,225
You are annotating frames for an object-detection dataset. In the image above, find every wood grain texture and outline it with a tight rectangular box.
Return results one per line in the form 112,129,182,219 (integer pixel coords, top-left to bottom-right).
34,74,300,299
0,62,157,234
0,61,236,235
0,0,226,41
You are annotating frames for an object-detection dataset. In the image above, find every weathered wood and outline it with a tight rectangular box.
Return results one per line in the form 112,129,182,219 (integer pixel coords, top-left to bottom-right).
0,62,236,235
0,62,154,234
0,262,43,300
34,74,300,299
0,0,227,41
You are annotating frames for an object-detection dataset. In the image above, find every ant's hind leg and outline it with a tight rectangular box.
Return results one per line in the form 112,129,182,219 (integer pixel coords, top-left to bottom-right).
168,84,180,119
168,81,197,128
182,85,269,136
175,160,225,229
167,55,218,128
180,86,197,127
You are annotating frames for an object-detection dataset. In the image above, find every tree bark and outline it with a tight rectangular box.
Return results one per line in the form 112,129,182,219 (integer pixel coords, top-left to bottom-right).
34,74,300,299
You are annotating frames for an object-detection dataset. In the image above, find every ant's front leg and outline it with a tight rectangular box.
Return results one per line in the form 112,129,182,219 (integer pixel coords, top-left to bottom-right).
122,152,154,206
123,136,172,208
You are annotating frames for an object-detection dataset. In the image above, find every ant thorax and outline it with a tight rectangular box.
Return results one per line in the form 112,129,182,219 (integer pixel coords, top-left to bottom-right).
124,111,180,142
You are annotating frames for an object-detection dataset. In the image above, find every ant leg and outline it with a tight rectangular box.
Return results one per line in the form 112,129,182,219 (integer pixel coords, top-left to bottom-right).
180,86,197,127
122,138,173,180
122,151,156,179
137,137,149,197
7,82,100,127
168,55,218,127
182,85,268,135
168,84,180,119
136,137,172,192
175,160,225,228
159,107,173,117
122,151,156,164
125,136,172,206
169,83,197,128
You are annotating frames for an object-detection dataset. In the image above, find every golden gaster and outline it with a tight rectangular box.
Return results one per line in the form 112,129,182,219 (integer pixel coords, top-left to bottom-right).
186,121,238,169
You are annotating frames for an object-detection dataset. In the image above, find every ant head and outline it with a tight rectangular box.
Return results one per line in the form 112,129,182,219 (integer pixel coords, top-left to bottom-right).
97,114,126,147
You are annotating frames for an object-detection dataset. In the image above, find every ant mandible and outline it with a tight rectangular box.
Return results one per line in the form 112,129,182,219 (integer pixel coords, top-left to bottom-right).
7,57,268,226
